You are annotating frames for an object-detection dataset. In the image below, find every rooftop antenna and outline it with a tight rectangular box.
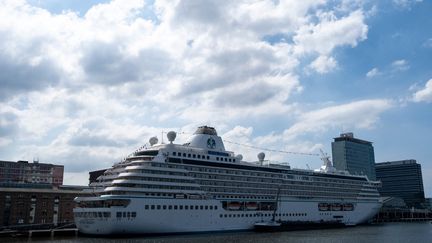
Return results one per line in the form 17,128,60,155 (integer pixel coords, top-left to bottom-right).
161,131,164,144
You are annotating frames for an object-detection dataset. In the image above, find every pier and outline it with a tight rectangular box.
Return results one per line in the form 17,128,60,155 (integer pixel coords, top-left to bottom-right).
0,223,78,238
373,208,432,223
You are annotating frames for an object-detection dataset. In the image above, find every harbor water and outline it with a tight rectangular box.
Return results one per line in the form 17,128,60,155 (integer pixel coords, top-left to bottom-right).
3,222,432,243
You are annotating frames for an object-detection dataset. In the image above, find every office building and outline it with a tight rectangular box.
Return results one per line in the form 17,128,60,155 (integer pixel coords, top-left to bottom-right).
0,160,64,186
331,132,376,180
375,159,425,208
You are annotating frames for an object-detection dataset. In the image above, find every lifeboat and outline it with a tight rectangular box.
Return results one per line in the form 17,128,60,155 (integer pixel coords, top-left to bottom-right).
318,203,330,211
227,202,241,210
331,203,342,211
343,203,354,211
246,202,258,210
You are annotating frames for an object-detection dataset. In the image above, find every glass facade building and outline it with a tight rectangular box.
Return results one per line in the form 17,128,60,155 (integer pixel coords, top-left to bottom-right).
331,133,376,180
375,160,425,208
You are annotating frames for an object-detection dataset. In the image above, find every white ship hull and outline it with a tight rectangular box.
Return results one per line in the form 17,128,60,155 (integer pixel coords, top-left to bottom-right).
74,197,381,235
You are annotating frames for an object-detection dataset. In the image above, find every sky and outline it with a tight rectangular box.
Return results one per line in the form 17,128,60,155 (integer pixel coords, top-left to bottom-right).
0,0,431,196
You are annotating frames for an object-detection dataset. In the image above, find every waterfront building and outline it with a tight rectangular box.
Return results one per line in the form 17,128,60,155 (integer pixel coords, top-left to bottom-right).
331,132,376,180
375,160,425,208
89,169,107,184
0,160,64,186
425,198,432,210
0,185,90,227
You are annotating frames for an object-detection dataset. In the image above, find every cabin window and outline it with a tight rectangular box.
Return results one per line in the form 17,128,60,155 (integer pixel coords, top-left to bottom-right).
188,154,191,158
193,154,196,158
116,212,121,218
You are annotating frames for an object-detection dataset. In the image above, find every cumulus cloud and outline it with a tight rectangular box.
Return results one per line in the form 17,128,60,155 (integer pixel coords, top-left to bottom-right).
412,79,432,103
391,59,410,72
283,99,393,139
0,0,376,180
366,67,380,78
309,55,338,74
293,10,368,55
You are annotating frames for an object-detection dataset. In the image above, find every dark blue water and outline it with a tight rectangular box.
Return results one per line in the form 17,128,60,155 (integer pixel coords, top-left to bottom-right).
5,222,432,243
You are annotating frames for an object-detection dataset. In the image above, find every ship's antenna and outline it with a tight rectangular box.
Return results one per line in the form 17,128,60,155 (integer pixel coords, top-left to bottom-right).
224,140,319,156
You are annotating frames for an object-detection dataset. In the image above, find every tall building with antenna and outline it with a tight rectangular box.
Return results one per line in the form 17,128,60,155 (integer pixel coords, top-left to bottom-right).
331,132,376,180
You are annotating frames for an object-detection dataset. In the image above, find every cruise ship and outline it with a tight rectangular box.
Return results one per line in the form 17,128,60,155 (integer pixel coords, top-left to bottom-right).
73,126,382,235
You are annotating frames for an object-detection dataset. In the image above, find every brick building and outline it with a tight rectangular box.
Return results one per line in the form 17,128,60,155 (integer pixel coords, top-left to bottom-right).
0,185,90,227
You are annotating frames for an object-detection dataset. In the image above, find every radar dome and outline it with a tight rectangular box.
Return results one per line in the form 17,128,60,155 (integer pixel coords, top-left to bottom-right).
257,152,265,162
236,154,243,161
149,137,158,146
167,131,176,143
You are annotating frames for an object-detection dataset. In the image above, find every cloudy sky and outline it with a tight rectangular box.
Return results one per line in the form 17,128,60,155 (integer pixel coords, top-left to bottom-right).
0,0,431,196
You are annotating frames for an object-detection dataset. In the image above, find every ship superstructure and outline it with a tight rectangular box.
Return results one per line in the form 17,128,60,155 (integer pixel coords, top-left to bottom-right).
74,126,382,235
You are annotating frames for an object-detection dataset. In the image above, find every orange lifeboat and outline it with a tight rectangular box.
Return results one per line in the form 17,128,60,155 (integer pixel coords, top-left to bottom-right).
246,202,258,210
227,202,241,210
